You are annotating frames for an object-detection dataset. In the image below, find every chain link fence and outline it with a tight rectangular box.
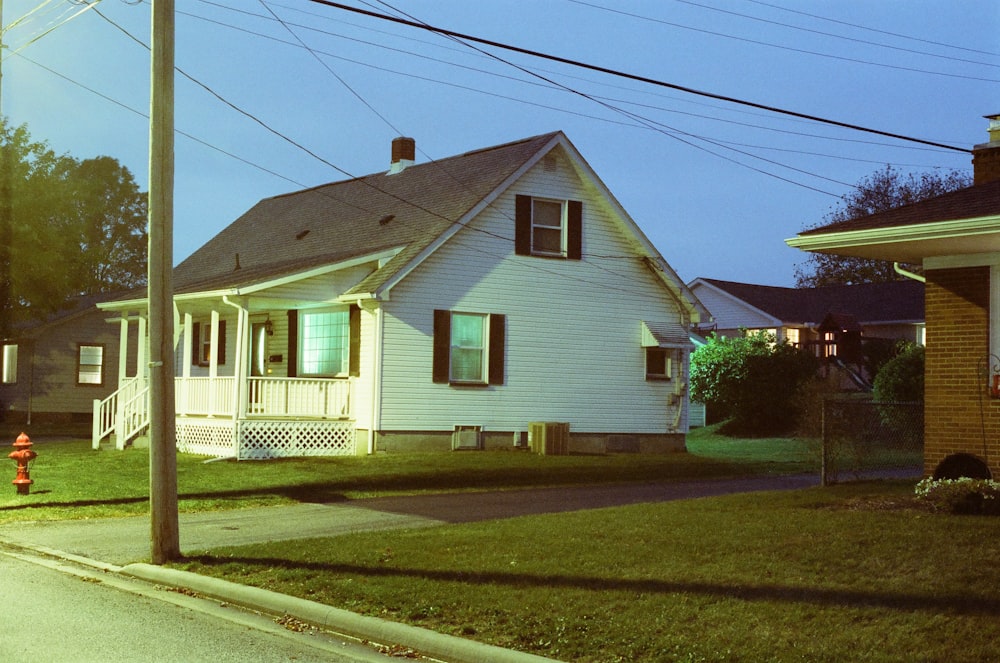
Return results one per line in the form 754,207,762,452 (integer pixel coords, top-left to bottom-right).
820,397,923,485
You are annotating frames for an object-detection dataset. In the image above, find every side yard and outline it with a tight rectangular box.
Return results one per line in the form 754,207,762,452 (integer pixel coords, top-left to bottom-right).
178,483,1000,663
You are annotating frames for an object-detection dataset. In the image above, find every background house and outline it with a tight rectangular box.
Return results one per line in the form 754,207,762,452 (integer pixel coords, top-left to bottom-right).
787,114,1000,479
689,277,924,388
1,294,139,425
96,132,705,458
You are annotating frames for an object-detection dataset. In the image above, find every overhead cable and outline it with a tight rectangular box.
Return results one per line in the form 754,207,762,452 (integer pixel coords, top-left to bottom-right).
307,0,971,154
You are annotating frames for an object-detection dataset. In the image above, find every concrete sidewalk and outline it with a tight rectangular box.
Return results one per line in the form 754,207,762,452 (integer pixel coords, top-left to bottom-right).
0,474,826,662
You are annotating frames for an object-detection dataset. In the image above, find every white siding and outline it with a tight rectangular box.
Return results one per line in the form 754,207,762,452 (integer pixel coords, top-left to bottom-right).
377,148,688,435
690,283,778,335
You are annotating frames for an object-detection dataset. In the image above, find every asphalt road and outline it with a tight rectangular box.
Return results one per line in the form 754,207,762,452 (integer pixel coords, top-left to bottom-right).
0,546,399,663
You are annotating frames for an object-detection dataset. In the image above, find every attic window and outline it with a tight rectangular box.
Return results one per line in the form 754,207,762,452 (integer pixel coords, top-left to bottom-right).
296,229,310,240
514,194,582,259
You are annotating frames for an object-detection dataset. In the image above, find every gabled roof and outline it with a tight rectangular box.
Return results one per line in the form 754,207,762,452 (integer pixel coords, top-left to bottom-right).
174,132,562,294
159,131,702,322
692,277,924,326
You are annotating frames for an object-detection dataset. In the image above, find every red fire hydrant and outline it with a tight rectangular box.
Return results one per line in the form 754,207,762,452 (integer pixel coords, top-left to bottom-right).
9,432,36,495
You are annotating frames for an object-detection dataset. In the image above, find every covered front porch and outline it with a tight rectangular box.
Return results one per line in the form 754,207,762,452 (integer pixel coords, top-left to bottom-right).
93,282,371,458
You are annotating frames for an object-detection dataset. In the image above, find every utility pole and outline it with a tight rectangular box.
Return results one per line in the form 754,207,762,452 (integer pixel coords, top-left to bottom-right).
0,0,12,340
148,0,179,563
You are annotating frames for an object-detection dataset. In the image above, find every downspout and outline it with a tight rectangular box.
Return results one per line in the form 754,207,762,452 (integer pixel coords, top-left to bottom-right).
894,262,925,283
368,301,384,455
223,295,247,459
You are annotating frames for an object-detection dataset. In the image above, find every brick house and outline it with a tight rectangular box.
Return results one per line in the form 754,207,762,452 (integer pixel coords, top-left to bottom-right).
787,115,1000,479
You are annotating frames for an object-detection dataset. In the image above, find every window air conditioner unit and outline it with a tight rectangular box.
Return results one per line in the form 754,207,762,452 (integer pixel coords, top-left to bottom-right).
528,422,569,455
452,425,483,450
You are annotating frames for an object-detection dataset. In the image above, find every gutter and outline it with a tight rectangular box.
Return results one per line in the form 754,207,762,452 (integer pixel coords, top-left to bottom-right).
893,262,925,283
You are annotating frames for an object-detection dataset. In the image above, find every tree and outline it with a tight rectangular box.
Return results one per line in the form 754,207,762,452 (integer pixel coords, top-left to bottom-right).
690,330,818,435
1,121,147,332
794,165,972,287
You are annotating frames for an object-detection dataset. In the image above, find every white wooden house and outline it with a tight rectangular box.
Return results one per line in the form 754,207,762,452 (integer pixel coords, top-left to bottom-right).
94,132,704,458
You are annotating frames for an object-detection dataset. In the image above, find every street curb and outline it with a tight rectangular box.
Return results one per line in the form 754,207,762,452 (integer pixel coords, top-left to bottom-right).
123,563,559,663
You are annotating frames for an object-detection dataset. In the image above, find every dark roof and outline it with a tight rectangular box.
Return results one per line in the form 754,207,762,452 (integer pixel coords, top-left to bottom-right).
700,278,924,325
5,291,126,339
173,132,562,294
800,179,1000,236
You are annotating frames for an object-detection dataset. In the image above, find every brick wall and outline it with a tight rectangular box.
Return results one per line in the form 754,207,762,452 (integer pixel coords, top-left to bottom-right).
924,266,1000,477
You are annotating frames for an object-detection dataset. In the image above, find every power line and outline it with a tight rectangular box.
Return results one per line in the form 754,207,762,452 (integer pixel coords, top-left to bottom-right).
746,0,1000,59
306,0,971,154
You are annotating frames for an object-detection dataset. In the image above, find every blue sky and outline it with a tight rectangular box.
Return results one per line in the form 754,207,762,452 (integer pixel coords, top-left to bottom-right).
4,0,997,287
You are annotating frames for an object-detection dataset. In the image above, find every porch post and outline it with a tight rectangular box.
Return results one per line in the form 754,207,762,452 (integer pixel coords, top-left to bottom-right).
179,312,192,415
117,314,129,388
207,309,219,416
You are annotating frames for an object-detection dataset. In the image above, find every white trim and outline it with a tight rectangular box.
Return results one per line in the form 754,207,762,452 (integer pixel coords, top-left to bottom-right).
786,214,1000,253
925,253,1000,270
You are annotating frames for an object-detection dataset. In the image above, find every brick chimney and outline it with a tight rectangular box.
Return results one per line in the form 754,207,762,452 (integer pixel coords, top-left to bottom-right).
388,136,415,175
972,114,1000,185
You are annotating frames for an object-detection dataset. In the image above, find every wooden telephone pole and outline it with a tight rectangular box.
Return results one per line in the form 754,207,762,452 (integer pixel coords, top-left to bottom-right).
148,0,179,563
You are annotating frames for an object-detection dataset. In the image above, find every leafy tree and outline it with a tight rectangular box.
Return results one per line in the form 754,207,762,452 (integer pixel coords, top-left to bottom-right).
1,120,147,333
795,165,972,287
690,330,818,435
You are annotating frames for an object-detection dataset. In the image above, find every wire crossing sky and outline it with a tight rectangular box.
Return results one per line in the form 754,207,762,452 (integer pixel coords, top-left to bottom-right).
3,0,996,286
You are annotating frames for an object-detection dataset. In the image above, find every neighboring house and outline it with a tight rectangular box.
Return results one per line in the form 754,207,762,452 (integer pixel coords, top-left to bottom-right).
787,114,1000,480
687,333,707,428
1,294,139,425
688,277,924,388
95,132,705,458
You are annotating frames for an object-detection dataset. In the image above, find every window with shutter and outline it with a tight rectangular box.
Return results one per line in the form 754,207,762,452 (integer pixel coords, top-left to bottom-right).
433,310,505,386
515,194,582,259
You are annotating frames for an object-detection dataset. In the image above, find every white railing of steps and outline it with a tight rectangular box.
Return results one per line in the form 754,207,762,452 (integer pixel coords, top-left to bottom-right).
92,377,150,450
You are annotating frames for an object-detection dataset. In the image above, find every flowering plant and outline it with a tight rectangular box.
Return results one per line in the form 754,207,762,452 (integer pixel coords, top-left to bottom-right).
914,477,1000,515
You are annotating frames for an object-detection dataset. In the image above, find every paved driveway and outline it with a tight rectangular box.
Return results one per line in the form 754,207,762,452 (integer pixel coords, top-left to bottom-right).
1,474,819,566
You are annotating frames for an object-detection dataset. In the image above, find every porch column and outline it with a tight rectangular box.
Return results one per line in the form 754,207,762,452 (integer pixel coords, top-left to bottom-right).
117,314,129,388
207,309,219,416
179,312,192,416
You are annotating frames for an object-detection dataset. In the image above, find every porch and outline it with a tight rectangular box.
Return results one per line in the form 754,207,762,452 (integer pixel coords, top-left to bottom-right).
93,376,359,459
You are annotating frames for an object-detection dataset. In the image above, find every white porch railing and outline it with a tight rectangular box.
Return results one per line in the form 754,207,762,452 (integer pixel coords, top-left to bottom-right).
173,376,352,420
246,377,352,419
94,376,353,451
92,377,149,450
175,376,236,417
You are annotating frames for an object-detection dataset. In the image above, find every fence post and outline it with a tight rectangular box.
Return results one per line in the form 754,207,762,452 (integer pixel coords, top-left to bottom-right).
820,396,829,487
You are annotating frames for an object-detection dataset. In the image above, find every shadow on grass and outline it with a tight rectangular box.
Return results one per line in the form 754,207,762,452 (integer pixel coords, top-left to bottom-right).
183,554,1000,616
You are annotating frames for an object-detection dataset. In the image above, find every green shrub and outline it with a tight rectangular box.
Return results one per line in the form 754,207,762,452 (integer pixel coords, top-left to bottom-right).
914,477,1000,515
873,342,924,403
690,330,818,436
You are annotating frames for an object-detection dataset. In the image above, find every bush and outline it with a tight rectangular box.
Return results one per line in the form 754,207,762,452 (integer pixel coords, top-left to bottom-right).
690,330,819,436
914,477,1000,515
873,342,924,403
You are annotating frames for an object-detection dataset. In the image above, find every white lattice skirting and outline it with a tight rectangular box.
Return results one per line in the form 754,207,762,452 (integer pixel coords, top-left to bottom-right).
175,419,357,459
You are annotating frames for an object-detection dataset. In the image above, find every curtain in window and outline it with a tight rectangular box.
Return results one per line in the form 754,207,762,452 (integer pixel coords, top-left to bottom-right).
301,310,349,375
450,313,485,382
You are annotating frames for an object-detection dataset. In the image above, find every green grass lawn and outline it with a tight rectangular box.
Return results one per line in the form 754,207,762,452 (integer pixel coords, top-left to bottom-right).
0,427,813,523
177,482,1000,663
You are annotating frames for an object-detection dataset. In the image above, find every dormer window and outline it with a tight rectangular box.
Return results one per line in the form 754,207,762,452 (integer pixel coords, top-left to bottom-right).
515,194,582,259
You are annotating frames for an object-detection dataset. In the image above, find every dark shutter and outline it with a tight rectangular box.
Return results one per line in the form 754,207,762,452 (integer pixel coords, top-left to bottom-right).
191,322,201,365
567,199,582,260
287,310,298,378
349,305,361,377
488,313,505,385
217,320,227,365
514,194,532,256
432,309,450,383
